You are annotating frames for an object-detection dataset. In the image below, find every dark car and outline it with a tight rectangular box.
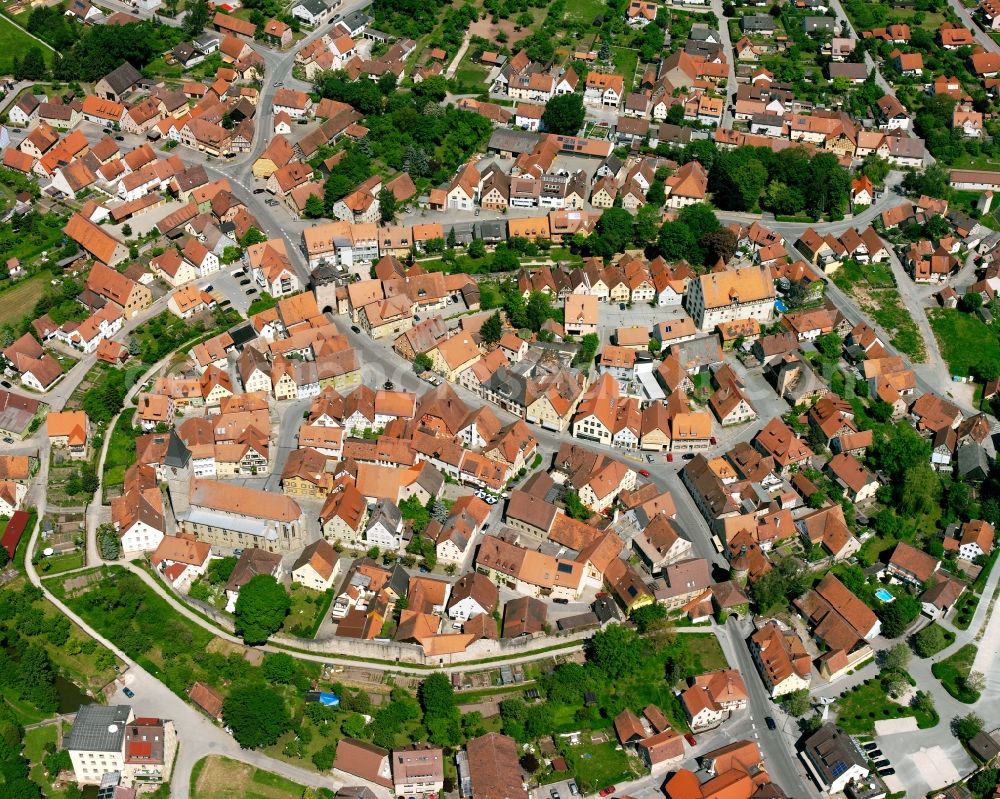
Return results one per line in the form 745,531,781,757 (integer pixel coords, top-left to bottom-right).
873,760,889,769
115,135,125,141
122,686,135,698
384,381,394,390
553,597,569,604
239,279,251,286
350,325,361,334
253,188,266,194
682,453,695,460
245,287,257,295
862,742,878,751
877,768,895,777
869,749,883,759
619,303,626,310
0,380,10,388
765,716,776,730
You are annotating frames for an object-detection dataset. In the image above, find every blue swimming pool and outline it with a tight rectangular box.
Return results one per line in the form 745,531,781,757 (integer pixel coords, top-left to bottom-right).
875,588,895,603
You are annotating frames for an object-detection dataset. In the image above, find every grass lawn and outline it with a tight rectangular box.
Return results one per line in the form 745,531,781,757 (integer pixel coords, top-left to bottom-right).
102,414,141,493
562,0,609,26
0,273,48,328
682,633,728,674
932,644,980,703
561,740,639,793
191,756,306,799
36,549,85,575
929,309,1000,379
831,259,895,290
869,289,926,362
951,591,978,630
0,15,53,74
452,54,490,94
611,47,639,94
834,674,937,733
915,622,955,656
144,55,186,79
284,585,331,638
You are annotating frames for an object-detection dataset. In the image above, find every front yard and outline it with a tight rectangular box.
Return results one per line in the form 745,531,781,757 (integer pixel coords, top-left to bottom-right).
835,673,938,733
932,644,980,703
560,740,640,793
929,309,1000,380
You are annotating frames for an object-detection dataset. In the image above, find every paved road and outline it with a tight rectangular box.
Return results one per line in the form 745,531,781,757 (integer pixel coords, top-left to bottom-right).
709,0,738,130
718,617,819,799
945,0,1000,53
24,463,347,799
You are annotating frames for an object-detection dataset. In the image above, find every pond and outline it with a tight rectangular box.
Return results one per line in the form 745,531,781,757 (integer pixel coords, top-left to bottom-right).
55,675,91,714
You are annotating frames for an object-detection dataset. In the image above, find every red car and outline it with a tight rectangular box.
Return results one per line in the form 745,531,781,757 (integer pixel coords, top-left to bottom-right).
666,453,674,462
599,788,616,797
710,436,717,445
685,732,697,746
638,468,650,477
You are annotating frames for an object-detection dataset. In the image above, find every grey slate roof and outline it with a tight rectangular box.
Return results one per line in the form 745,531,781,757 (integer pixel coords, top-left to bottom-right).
66,704,132,753
100,62,142,96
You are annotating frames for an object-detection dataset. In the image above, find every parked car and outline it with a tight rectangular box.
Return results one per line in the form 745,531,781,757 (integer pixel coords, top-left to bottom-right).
253,188,265,194
638,468,650,477
239,279,251,286
873,760,889,769
682,453,695,460
2,437,13,444
877,768,895,777
666,453,673,462
553,598,569,604
684,732,696,746
568,783,579,796
599,788,615,798
550,789,560,799
115,135,125,141
0,380,10,388
862,742,878,752
869,749,883,759
710,436,717,445
204,284,213,292
122,687,135,698
350,325,361,334
765,716,776,730
619,303,626,310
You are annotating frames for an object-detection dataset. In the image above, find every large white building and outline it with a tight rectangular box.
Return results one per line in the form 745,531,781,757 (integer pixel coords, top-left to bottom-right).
683,266,776,331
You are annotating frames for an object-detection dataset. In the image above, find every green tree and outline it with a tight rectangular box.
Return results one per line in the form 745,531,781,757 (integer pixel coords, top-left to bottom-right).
468,239,486,259
564,491,590,520
780,689,811,717
261,652,298,683
303,194,326,219
207,556,237,584
952,712,984,742
657,222,700,263
526,291,552,331
700,228,737,267
878,643,911,672
222,684,292,748
631,603,667,633
234,575,291,645
586,624,643,678
914,624,947,657
481,312,503,345
97,523,121,560
311,743,336,770
185,0,212,36
419,672,462,746
542,93,585,135
414,353,433,372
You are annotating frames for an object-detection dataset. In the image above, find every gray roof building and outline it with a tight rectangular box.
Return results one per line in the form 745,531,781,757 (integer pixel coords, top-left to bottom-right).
66,705,132,753
740,14,775,32
487,128,542,156
803,16,836,32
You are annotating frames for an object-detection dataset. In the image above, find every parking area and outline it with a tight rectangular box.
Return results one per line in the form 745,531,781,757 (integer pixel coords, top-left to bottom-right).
532,778,581,799
204,264,258,316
